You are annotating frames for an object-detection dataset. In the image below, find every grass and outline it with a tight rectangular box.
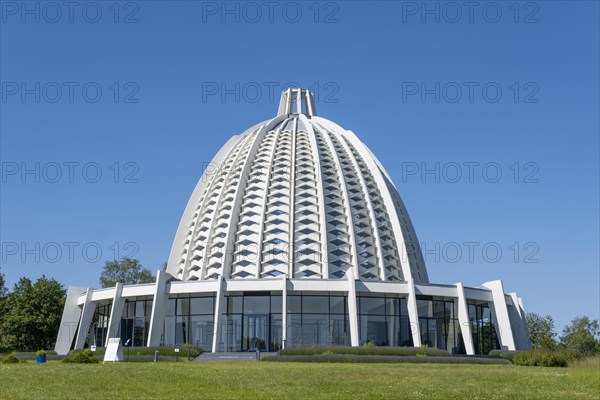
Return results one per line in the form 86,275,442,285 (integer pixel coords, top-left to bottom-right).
1,360,599,399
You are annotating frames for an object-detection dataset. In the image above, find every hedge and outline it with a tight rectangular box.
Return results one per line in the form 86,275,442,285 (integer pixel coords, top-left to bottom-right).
280,346,450,357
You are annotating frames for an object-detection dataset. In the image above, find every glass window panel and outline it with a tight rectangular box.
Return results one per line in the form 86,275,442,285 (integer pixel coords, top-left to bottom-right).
219,314,242,352
270,295,282,314
270,314,283,351
386,298,399,317
163,316,175,346
417,300,431,318
127,301,135,318
360,296,386,315
135,301,145,318
330,314,349,346
360,315,388,346
145,300,153,318
190,315,213,350
286,314,302,347
330,296,345,314
433,301,445,320
227,296,243,314
165,299,176,316
190,297,214,315
445,301,454,320
302,314,330,346
400,298,408,317
177,298,189,316
302,296,328,314
175,316,187,345
243,296,270,314
482,306,491,322
287,296,301,313
400,316,413,347
468,304,476,320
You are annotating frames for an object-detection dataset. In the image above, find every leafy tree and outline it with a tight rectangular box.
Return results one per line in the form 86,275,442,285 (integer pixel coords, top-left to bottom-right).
560,316,600,356
0,270,7,298
526,313,557,350
0,270,7,350
99,257,155,288
0,276,65,351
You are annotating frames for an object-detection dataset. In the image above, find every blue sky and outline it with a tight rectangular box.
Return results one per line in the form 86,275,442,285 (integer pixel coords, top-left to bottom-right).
1,1,598,332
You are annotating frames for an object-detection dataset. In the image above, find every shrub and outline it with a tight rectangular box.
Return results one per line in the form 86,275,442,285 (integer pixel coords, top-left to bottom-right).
2,354,19,364
263,355,511,364
281,346,449,357
513,350,578,367
36,350,46,357
70,349,99,364
489,349,519,362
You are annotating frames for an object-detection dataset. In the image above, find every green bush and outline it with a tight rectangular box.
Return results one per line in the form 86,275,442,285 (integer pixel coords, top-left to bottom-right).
489,349,520,362
36,350,47,357
513,350,579,367
2,354,19,364
281,346,450,357
63,349,99,364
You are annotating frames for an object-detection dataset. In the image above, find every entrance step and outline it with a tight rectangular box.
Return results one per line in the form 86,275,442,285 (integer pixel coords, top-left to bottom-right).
194,352,277,362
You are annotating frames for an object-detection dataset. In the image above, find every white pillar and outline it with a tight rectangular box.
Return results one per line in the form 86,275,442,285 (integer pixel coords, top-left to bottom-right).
211,276,225,352
509,293,531,350
106,283,125,346
347,269,359,346
406,279,422,347
147,270,171,346
74,288,96,350
455,282,475,355
54,286,86,355
482,280,516,351
281,276,288,349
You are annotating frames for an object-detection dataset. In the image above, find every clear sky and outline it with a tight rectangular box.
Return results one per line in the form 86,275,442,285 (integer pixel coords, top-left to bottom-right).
1,1,598,332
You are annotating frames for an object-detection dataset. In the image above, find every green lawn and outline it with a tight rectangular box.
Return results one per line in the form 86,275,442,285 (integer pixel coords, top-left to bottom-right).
0,360,598,399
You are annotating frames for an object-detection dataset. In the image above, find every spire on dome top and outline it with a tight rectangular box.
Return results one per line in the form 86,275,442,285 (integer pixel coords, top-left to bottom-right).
277,88,317,117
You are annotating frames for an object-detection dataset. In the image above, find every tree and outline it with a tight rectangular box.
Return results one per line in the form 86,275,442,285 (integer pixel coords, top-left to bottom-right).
0,276,65,351
0,270,7,298
526,312,557,350
99,257,155,288
0,270,7,349
560,316,600,356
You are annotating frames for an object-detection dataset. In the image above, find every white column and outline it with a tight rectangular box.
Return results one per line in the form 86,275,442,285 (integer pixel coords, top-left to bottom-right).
281,275,288,349
147,270,171,346
482,280,516,351
106,283,125,346
406,279,422,347
509,293,531,350
455,282,475,355
347,268,359,346
74,288,96,350
54,286,86,355
211,276,225,352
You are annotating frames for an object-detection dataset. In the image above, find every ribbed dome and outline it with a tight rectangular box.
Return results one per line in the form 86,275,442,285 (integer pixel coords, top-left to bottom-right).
167,89,429,284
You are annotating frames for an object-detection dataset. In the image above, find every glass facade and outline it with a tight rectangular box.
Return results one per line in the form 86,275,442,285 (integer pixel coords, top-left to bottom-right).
94,291,502,354
416,297,464,354
120,298,152,347
469,303,500,355
163,295,215,350
358,295,413,347
90,301,112,347
286,294,349,348
218,292,282,352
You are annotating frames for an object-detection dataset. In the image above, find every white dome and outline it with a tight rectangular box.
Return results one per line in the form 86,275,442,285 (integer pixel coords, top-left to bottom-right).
167,89,429,284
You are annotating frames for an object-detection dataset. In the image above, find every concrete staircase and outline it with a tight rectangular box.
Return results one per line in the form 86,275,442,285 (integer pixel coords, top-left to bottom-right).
194,352,277,362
